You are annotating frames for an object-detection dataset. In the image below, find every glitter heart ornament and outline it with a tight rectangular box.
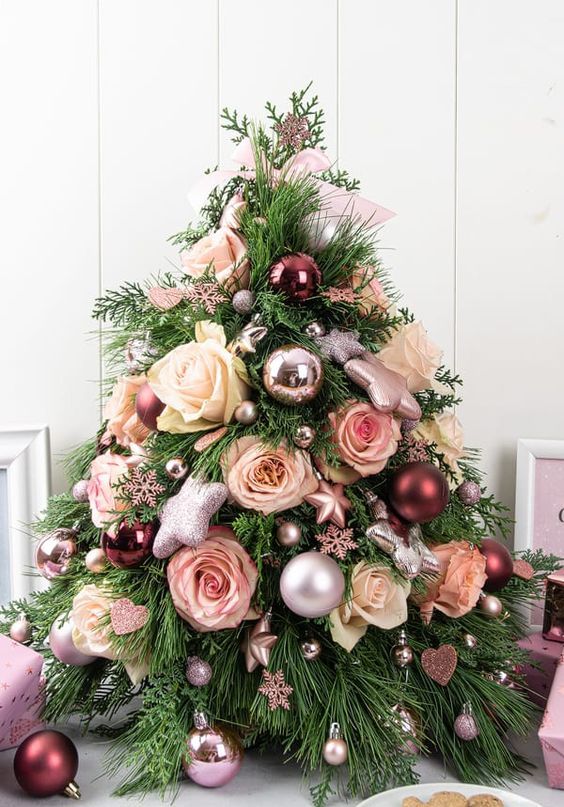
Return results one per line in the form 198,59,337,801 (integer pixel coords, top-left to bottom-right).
421,644,458,686
513,559,534,581
111,598,149,636
147,286,185,311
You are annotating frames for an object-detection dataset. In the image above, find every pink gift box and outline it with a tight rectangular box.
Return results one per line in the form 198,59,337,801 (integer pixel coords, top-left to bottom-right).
539,649,564,788
518,631,562,706
543,569,564,642
0,633,45,750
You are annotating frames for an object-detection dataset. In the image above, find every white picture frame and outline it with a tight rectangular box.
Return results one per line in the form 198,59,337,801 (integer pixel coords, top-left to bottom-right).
0,426,51,602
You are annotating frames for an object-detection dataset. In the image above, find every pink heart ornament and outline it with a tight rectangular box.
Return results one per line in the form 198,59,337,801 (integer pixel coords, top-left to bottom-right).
147,286,185,311
111,598,149,635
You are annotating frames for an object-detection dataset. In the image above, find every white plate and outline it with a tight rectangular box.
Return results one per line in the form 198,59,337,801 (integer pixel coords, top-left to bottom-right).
358,782,542,807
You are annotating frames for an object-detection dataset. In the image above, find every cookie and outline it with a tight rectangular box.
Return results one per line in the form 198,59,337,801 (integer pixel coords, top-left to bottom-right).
401,799,425,807
428,793,468,807
467,796,504,807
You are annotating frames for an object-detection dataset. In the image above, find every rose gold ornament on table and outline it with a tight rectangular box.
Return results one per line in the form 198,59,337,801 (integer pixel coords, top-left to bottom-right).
35,529,77,579
268,253,321,302
279,551,345,618
165,456,189,480
276,520,302,547
263,344,324,405
135,382,164,431
49,615,95,667
13,730,80,799
9,614,32,644
102,519,157,569
322,722,348,766
479,537,514,592
182,711,243,788
388,461,449,524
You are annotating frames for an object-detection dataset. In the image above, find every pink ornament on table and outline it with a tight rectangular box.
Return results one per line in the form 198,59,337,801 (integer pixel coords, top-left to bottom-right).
13,730,80,799
182,712,243,788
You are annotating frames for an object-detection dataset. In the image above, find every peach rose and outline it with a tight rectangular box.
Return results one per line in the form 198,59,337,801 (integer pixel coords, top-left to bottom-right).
330,562,410,652
320,400,401,484
104,375,151,448
71,584,149,684
167,527,258,632
180,226,249,290
147,320,250,434
417,540,487,622
219,193,246,230
87,452,129,535
414,413,464,483
378,321,447,394
221,436,319,515
348,266,392,316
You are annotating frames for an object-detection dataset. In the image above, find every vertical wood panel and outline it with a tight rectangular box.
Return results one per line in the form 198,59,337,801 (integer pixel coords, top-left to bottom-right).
457,0,564,513
339,0,457,368
0,0,100,492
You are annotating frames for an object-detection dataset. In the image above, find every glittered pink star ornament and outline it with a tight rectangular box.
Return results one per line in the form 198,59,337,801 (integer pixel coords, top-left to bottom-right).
152,475,228,559
304,479,352,528
258,669,293,711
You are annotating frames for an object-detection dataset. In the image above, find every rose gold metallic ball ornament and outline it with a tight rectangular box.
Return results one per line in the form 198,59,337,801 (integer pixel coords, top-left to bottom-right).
391,704,420,755
456,480,481,506
322,723,348,766
391,630,414,669
71,480,90,503
13,730,80,799
300,636,322,661
84,547,107,574
49,615,95,667
479,592,503,618
34,529,77,580
463,632,478,650
9,614,31,644
135,382,165,431
263,344,324,405
280,551,345,618
479,537,514,592
165,456,189,481
276,520,302,547
293,424,316,449
268,253,321,302
304,320,326,338
454,702,480,741
182,711,243,788
388,462,449,524
234,399,259,425
102,519,157,569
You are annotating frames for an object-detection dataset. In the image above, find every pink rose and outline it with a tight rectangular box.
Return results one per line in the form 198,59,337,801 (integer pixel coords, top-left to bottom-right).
87,452,129,535
219,193,246,229
221,436,319,515
319,400,401,484
348,266,391,316
417,540,487,622
180,226,249,290
167,527,258,632
104,375,151,448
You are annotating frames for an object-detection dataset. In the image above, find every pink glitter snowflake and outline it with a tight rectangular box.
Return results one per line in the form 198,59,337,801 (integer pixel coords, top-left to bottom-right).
321,286,356,304
258,669,293,711
184,282,225,314
122,467,165,508
274,114,311,150
316,524,358,560
402,432,430,463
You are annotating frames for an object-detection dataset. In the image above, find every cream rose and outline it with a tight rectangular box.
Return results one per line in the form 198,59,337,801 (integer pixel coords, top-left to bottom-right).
330,563,410,652
147,321,250,434
415,413,465,482
104,374,151,448
87,452,129,535
378,321,446,393
221,436,319,515
180,226,249,290
348,266,392,316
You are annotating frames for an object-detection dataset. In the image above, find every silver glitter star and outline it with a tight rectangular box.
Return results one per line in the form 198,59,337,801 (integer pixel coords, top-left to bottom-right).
152,475,228,559
314,328,364,365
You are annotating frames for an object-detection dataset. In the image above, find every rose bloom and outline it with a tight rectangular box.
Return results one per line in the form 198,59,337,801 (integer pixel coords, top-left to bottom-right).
219,192,246,230
347,266,392,316
104,374,151,448
167,527,258,632
87,451,129,535
319,400,401,484
330,562,411,652
221,436,318,515
71,584,149,684
147,320,250,434
180,226,249,290
415,413,464,483
378,321,447,394
416,540,487,622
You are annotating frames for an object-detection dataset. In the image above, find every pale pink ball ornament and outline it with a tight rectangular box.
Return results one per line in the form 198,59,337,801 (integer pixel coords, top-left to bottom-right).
454,702,480,741
322,723,348,766
49,615,96,667
280,552,345,618
182,712,243,788
85,547,107,574
71,480,90,503
9,614,32,644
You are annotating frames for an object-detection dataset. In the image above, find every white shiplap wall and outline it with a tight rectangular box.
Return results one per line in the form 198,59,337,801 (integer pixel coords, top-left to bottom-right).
1,0,563,526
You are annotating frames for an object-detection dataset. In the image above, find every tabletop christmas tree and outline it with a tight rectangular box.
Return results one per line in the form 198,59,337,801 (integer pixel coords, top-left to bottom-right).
1,86,559,804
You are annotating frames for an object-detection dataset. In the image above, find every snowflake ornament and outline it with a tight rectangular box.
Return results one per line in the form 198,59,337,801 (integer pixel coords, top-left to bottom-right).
403,432,430,463
258,669,293,711
316,524,358,560
122,467,166,508
274,114,311,150
184,282,225,314
321,286,356,304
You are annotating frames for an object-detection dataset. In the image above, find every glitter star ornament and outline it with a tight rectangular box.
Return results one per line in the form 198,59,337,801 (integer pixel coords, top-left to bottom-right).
258,669,293,711
316,524,358,560
314,328,364,364
304,479,352,528
241,611,278,673
152,475,228,559
122,467,166,508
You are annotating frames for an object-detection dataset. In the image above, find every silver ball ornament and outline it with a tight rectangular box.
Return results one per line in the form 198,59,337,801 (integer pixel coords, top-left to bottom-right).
9,614,31,644
463,632,478,650
165,457,189,480
293,424,316,449
304,321,326,338
276,521,302,547
232,289,256,314
279,552,345,618
322,723,348,766
71,480,89,503
457,480,481,506
300,637,322,661
85,547,107,574
234,399,259,425
479,592,503,618
186,656,213,687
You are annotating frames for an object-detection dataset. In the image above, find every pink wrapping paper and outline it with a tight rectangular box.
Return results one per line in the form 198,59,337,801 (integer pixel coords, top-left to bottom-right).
518,631,562,705
539,648,564,788
0,633,45,750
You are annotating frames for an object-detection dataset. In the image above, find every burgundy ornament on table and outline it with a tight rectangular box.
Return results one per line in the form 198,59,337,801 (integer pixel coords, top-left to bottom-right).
262,344,324,405
480,537,514,592
135,381,165,431
182,711,243,788
34,529,77,580
49,615,95,667
279,551,345,618
388,462,449,524
268,253,321,302
13,730,80,799
102,519,157,569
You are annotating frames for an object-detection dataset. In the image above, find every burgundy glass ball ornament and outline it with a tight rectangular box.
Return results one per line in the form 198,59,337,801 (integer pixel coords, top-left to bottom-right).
388,462,449,524
480,537,514,592
280,551,345,618
135,382,165,431
182,712,243,788
34,529,77,580
102,519,157,569
49,615,95,667
268,253,321,302
263,344,324,405
13,730,80,799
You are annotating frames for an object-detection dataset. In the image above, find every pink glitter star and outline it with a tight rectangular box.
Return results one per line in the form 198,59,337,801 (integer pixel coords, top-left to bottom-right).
321,286,356,304
316,524,358,560
122,467,165,508
258,669,293,711
274,114,311,150
184,282,225,314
